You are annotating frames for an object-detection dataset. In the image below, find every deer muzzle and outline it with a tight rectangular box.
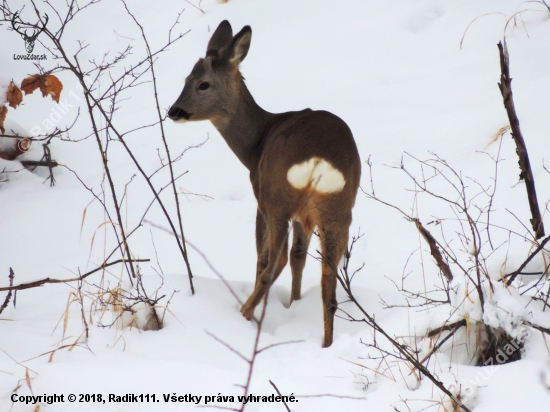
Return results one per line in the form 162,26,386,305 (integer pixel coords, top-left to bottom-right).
168,106,191,122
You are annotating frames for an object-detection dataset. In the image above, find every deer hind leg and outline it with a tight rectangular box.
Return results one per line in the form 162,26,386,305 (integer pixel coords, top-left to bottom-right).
255,210,269,288
241,217,289,320
319,216,350,348
290,221,312,303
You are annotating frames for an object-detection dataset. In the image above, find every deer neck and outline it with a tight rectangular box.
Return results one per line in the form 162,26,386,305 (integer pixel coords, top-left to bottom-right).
211,82,272,171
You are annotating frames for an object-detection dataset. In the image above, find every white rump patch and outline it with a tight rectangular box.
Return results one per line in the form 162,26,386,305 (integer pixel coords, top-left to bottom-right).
287,157,346,193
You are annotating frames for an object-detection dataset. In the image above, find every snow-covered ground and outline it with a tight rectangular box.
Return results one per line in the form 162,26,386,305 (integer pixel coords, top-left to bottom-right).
1,0,550,410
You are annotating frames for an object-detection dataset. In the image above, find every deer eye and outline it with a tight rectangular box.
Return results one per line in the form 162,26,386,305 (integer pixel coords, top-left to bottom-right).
198,82,210,91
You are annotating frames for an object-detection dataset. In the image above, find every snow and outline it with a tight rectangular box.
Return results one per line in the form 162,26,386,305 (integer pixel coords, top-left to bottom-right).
0,77,10,103
1,0,550,410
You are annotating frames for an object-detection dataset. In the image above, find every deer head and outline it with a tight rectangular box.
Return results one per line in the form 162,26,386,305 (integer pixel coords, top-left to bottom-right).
11,12,49,54
168,21,252,126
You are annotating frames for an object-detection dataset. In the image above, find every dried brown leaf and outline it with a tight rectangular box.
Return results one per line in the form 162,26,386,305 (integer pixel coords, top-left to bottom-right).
40,75,63,103
6,82,23,109
20,74,63,103
0,105,7,134
21,74,41,95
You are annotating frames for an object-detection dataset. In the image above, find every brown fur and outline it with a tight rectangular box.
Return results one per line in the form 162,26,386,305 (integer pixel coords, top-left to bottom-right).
169,21,361,347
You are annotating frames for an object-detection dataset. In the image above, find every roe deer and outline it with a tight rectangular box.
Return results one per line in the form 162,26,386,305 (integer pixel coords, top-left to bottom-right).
168,21,361,347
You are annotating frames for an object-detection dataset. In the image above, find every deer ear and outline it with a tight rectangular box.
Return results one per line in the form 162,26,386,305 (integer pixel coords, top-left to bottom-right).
228,26,252,65
207,20,233,56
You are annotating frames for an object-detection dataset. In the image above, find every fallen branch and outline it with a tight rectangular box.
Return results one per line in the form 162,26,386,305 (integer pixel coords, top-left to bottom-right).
427,319,467,338
0,259,150,292
498,40,545,239
20,160,59,168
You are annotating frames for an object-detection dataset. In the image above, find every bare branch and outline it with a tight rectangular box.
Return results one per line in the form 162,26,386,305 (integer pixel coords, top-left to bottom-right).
268,380,291,412
0,259,150,292
498,40,545,239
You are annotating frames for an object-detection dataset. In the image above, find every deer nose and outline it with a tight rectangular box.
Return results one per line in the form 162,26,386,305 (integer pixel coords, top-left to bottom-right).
168,106,191,121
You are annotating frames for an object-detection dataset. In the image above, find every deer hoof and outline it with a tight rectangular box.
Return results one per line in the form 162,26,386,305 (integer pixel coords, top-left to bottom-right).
322,337,333,348
240,304,255,320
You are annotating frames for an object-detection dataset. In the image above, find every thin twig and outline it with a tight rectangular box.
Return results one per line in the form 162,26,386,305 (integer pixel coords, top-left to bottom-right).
524,320,550,336
269,381,291,412
336,250,472,412
505,236,550,285
184,0,205,14
417,320,466,367
205,331,249,363
144,219,243,305
121,0,194,294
